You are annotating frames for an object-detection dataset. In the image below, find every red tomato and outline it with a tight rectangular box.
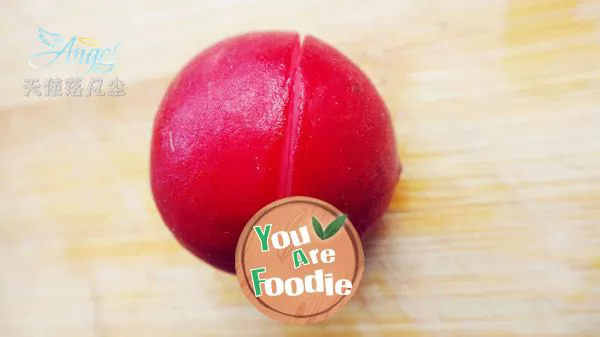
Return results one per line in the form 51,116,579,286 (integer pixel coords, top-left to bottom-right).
151,32,401,273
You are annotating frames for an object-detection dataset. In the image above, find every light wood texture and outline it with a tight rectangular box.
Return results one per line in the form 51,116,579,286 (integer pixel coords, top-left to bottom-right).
2,0,600,336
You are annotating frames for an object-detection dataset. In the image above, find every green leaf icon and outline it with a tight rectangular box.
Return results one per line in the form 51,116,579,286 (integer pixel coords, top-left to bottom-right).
323,215,347,239
312,217,325,240
312,214,347,240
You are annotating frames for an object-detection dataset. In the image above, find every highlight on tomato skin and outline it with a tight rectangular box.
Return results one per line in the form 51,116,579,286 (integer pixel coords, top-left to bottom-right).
150,31,401,274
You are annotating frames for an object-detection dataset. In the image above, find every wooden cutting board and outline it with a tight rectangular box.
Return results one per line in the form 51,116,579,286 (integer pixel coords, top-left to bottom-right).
2,0,600,336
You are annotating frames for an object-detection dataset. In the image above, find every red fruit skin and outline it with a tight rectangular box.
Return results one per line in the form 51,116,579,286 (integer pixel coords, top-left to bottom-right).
151,32,401,274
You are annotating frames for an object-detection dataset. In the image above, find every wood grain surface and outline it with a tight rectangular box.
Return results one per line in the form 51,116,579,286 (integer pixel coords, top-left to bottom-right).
1,0,600,336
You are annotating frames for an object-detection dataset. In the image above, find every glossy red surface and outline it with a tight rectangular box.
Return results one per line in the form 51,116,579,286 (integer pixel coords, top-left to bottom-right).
151,32,401,273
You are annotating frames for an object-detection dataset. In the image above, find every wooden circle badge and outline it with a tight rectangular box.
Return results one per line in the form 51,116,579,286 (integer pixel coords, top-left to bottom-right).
235,196,365,324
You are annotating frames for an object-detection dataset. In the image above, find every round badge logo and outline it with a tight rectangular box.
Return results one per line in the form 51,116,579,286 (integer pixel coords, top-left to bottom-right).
235,196,365,324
